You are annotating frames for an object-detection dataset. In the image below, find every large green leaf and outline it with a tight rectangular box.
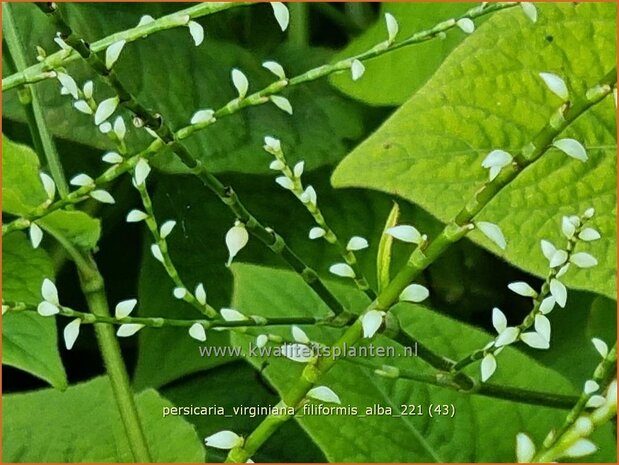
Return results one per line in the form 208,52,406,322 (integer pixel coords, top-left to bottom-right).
2,232,67,390
2,376,204,462
332,3,617,299
330,2,479,106
230,264,615,462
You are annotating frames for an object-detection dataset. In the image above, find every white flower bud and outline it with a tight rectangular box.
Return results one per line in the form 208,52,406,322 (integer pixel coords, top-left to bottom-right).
63,319,81,350
270,2,290,31
188,21,204,46
29,222,44,249
549,249,568,268
515,433,536,463
507,282,538,298
553,138,588,162
520,332,550,349
113,116,126,140
549,279,567,308
300,186,317,205
94,96,120,125
270,95,293,115
293,161,304,178
584,380,599,394
221,308,247,322
256,334,268,348
99,122,112,134
329,263,356,278
520,3,538,23
385,13,398,43
195,284,207,306
116,323,145,337
539,72,569,101
173,287,187,299
480,353,497,382
456,18,475,34
74,100,93,114
583,207,595,219
561,216,576,239
151,244,164,263
134,158,151,186
263,136,282,155
492,307,508,333
361,310,385,338
386,225,421,244
482,149,512,169
190,109,215,125
476,221,507,250
126,209,148,223
346,236,368,251
41,278,60,305
562,439,597,458
399,283,429,303
307,386,341,404
269,159,285,171
83,81,93,99
40,172,56,200
282,343,314,362
263,61,286,80
102,151,124,164
539,296,556,315
570,252,598,268
57,72,79,99
309,227,326,239
292,325,310,344
70,173,95,187
351,59,365,81
591,337,608,358
225,224,249,266
189,322,207,342
115,299,137,318
105,40,126,69
37,301,59,316
159,220,177,239
231,69,249,99
275,176,294,190
137,15,155,27
586,395,606,408
90,190,115,204
534,314,551,342
579,228,601,241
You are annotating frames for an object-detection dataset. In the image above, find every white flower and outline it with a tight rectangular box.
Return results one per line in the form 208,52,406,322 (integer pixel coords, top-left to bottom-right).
515,433,536,462
540,239,557,261
583,207,595,219
270,2,289,31
221,308,247,322
159,220,176,239
553,138,587,162
361,310,385,338
204,430,244,450
329,263,356,278
151,244,164,263
134,158,151,186
90,190,115,204
549,249,568,268
385,13,398,43
307,386,341,404
94,96,120,125
225,224,249,266
99,122,112,134
37,301,60,316
173,287,187,299
293,161,304,178
570,252,598,268
346,236,368,251
189,323,207,342
309,227,326,239
282,343,314,362
231,69,249,99
115,299,137,318
263,61,286,80
605,380,617,405
190,109,215,125
40,172,56,200
482,150,513,181
116,323,145,337
270,95,293,115
480,353,497,382
520,3,538,23
534,314,551,342
539,72,569,101
83,81,93,99
351,59,365,81
105,40,126,69
300,186,317,205
292,326,310,344
126,209,148,223
102,151,124,164
456,18,475,34
495,327,519,348
41,278,59,305
549,279,567,308
74,100,93,114
275,176,294,190
507,282,538,298
399,284,429,303
137,15,155,27
269,159,285,171
29,222,44,249
556,263,570,278
584,380,599,394
562,439,597,458
195,284,207,306
492,307,508,333
54,36,71,51
520,332,550,349
263,136,282,155
586,395,606,408
591,337,608,358
579,228,601,241
476,221,507,250
539,296,556,315
57,72,79,99
385,225,421,244
70,173,95,187
256,334,268,348
560,216,575,239
187,21,204,46
63,318,81,350
113,116,126,140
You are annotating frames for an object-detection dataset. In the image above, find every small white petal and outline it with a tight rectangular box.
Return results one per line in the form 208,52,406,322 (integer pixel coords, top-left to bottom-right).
556,263,570,278
29,223,44,249
562,439,597,458
90,190,115,204
270,95,293,115
329,263,356,279
263,61,286,80
195,284,207,305
456,18,475,34
113,116,126,140
190,109,215,125
488,165,502,181
57,72,79,99
520,332,550,349
275,176,294,190
271,2,289,31
94,96,120,125
256,334,268,348
205,430,244,450
307,386,341,404
520,3,538,23
553,138,588,162
263,136,282,154
293,161,304,178
74,100,93,114
225,225,249,266
63,318,81,350
102,151,124,164
189,323,207,342
221,308,247,322
605,380,616,404
516,433,536,463
591,338,608,358
361,310,385,338
292,326,310,344
99,122,112,134
579,228,601,241
549,279,567,308
539,296,556,315
173,287,187,299
482,149,513,168
134,159,151,186
82,81,93,99
188,21,204,46
386,225,421,244
105,40,126,69
159,220,177,239
309,227,326,240
116,323,144,337
586,395,606,408
137,15,155,27
39,172,56,200
41,278,59,305
231,69,249,99
282,343,314,362
492,307,508,334
549,249,568,268
508,282,538,298
476,221,507,250
584,380,599,394
495,327,519,347
539,72,569,101
300,186,317,205
37,301,59,316
70,173,95,187
583,207,595,219
385,13,398,42
269,159,285,171
560,216,576,239
346,236,368,251
126,209,148,223
540,239,557,261
115,299,137,318
570,252,598,268
151,244,164,263
534,314,551,342
480,354,497,382
2,305,8,315
351,59,365,81
399,284,429,303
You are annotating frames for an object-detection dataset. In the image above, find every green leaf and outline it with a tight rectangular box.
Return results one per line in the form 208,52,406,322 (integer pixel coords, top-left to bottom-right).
330,3,480,106
1,135,47,215
39,210,102,251
2,376,204,462
230,263,616,462
2,232,67,390
332,3,617,299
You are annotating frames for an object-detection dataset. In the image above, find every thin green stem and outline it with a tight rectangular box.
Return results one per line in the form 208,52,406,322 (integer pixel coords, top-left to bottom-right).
288,3,310,48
